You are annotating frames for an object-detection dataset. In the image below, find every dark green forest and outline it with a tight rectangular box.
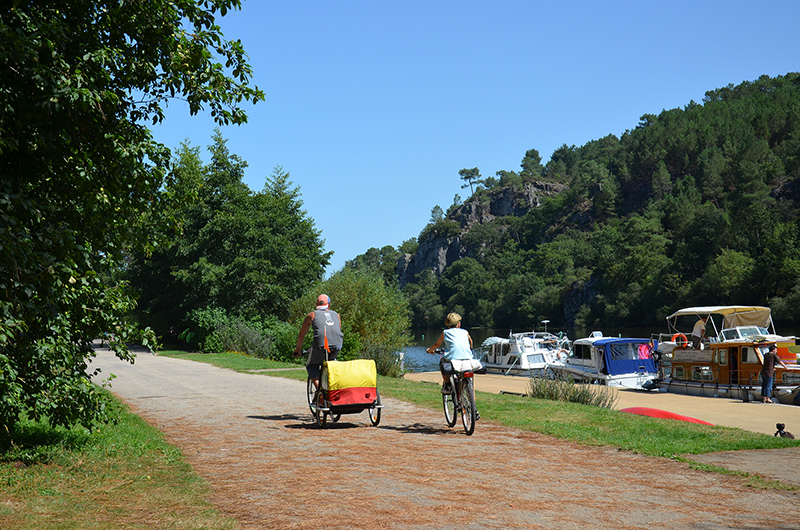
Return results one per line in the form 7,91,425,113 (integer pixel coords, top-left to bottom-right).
348,73,800,331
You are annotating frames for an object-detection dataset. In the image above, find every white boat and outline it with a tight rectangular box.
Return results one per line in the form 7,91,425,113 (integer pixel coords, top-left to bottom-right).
655,306,800,404
547,332,659,390
475,331,570,376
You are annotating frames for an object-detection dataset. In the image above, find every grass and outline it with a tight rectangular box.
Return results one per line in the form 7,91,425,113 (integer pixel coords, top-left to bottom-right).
0,395,236,530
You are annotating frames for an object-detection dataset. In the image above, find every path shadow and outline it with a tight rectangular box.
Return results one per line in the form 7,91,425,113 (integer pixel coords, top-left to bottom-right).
247,414,361,430
376,422,453,435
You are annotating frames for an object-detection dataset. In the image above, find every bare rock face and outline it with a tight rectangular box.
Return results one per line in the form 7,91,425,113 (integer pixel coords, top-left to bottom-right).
397,181,567,286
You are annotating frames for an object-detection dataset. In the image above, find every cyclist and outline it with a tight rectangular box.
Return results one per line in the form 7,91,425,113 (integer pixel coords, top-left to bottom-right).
294,294,343,389
426,312,474,394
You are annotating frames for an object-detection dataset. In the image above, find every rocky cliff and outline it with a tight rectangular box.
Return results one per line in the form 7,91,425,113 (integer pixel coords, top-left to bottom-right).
397,180,567,286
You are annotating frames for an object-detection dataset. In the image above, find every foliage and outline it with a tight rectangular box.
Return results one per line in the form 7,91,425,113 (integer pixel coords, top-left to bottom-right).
0,1,262,435
128,134,330,336
393,73,800,329
527,375,619,409
185,306,296,360
289,268,412,375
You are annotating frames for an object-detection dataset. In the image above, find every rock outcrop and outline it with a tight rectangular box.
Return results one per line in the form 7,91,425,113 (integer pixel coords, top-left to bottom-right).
397,180,567,286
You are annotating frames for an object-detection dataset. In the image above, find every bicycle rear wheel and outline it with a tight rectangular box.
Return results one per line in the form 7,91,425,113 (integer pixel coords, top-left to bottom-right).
460,377,476,435
443,383,457,427
306,377,315,414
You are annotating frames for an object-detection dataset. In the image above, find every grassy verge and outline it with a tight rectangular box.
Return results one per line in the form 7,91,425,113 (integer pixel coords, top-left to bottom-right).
159,351,800,457
0,396,236,530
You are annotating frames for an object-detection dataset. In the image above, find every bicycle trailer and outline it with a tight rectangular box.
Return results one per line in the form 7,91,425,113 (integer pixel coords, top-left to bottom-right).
310,358,383,427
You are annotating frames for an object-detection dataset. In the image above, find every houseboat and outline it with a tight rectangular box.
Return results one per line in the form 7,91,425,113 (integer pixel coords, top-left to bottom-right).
475,331,570,376
547,332,659,390
656,306,800,404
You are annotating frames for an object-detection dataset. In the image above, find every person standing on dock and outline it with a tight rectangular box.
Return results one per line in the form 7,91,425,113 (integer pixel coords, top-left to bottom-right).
761,344,788,404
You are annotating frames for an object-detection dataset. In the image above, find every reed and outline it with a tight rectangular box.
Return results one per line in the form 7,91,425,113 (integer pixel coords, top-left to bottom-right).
526,374,619,409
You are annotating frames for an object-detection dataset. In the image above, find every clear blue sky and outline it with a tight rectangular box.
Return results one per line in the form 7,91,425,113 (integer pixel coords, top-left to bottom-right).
152,0,800,275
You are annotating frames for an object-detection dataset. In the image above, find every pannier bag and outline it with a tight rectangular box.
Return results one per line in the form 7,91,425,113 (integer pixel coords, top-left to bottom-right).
450,358,485,373
322,359,378,406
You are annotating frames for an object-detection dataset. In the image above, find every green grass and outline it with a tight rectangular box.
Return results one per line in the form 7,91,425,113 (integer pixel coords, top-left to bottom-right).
0,396,237,530
158,351,800,457
158,349,300,371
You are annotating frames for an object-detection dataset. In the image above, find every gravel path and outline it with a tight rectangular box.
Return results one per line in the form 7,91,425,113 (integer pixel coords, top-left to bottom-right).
90,348,800,530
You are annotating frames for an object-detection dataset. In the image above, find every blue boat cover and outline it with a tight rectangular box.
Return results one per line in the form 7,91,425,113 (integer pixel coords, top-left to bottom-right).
594,338,657,376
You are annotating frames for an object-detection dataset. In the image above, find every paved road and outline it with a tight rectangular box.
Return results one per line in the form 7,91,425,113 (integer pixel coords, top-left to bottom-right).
90,348,800,530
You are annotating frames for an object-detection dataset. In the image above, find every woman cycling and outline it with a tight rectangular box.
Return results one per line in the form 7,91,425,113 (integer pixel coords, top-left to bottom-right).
426,312,473,393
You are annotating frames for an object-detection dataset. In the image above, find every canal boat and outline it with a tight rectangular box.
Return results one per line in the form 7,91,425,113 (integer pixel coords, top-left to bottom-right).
547,332,659,390
475,331,570,376
655,306,800,404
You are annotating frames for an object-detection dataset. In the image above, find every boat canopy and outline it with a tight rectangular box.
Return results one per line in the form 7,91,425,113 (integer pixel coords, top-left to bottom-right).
665,306,773,330
594,338,657,376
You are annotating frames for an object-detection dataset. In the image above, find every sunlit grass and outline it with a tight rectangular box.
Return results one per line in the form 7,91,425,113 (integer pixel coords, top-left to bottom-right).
0,396,236,530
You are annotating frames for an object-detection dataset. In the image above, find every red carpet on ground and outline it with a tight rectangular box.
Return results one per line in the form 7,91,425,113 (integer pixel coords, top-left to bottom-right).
620,406,715,426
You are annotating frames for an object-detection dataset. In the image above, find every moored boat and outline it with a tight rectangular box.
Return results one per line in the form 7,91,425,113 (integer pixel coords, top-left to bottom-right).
475,330,570,376
655,306,800,404
548,332,659,390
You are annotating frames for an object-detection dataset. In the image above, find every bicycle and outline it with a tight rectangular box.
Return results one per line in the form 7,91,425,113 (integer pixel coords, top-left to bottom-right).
431,349,479,435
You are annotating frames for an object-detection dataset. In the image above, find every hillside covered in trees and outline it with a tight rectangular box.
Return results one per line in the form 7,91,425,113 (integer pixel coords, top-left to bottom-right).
347,73,800,330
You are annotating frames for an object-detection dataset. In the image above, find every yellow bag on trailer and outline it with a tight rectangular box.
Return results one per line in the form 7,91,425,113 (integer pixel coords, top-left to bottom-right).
323,359,377,406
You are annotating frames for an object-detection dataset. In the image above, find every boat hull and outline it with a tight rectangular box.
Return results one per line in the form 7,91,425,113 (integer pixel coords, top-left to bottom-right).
663,379,800,405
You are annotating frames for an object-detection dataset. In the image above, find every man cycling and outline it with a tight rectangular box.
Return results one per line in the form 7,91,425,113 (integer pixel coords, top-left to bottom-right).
294,294,343,389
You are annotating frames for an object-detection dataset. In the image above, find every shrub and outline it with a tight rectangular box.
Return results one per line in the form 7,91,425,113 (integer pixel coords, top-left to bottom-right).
527,374,618,409
360,342,403,378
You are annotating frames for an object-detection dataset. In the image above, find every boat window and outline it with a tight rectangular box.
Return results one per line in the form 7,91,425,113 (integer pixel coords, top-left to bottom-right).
782,372,800,385
691,366,714,381
573,344,592,360
672,366,685,379
717,349,728,365
741,347,759,364
738,326,762,338
721,329,740,341
527,354,544,365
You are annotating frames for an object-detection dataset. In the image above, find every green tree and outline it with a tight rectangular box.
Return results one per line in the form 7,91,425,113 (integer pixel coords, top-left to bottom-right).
289,268,412,376
0,1,263,436
459,167,481,194
130,134,329,333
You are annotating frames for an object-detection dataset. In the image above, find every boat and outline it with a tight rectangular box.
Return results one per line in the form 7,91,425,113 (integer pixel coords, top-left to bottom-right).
475,330,570,376
654,306,800,404
547,332,659,390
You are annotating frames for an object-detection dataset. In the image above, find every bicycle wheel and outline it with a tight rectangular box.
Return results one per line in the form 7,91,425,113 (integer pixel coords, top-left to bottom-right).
368,390,381,426
460,378,476,436
313,390,328,427
306,377,316,414
443,382,457,427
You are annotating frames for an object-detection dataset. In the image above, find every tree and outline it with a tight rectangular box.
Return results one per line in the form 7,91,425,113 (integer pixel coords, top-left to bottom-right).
289,268,412,376
0,1,263,437
459,167,481,194
130,134,329,332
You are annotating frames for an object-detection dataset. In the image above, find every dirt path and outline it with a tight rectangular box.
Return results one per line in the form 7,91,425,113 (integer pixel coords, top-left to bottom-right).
90,349,800,529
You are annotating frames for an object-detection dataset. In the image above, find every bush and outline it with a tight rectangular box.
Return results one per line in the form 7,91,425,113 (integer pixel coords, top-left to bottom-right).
289,268,412,376
360,343,403,378
527,374,618,409
188,307,299,360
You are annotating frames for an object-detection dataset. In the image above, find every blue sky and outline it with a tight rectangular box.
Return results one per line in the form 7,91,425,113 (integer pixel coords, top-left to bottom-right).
152,1,800,275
